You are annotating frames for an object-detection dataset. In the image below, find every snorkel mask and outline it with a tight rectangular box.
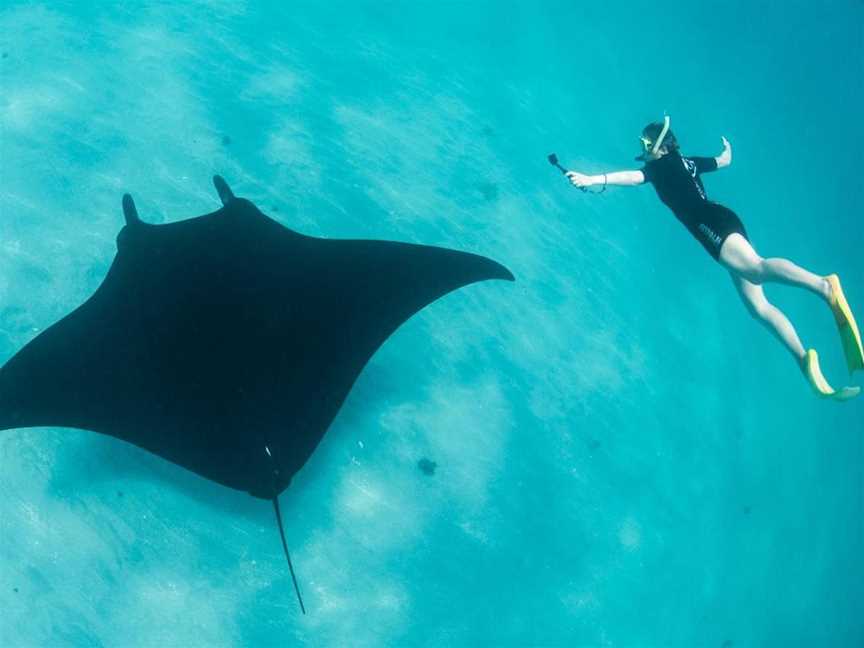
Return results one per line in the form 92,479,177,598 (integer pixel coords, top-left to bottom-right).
636,114,671,161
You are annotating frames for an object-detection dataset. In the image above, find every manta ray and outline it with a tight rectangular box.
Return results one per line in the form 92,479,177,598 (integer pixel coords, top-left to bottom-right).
0,176,514,613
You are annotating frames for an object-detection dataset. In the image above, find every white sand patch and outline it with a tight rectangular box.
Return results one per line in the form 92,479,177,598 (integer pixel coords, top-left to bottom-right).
109,569,239,647
1,85,70,132
380,379,510,513
242,65,303,104
618,516,642,552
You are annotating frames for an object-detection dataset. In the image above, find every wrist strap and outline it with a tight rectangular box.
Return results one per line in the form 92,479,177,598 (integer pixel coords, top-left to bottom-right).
580,173,607,194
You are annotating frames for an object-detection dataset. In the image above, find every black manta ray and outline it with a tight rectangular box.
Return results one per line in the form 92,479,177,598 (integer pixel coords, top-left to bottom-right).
0,176,514,613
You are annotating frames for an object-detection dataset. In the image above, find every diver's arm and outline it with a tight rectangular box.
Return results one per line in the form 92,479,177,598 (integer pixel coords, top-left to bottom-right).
566,170,645,188
716,136,732,168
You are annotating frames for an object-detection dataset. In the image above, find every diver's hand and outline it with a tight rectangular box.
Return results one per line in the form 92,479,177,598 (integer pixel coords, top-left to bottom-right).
565,171,595,188
717,136,732,168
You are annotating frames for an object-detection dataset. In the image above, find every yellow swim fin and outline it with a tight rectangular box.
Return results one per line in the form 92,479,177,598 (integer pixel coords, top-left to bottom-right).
802,349,860,401
826,274,864,373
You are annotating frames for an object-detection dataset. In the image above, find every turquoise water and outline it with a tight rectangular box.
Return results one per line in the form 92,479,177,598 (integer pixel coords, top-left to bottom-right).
1,2,862,646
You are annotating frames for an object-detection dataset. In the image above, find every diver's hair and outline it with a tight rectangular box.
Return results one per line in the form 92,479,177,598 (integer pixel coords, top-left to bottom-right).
642,121,679,152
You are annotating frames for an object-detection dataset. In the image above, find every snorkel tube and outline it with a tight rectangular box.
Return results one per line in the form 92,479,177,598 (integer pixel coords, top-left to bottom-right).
651,114,671,155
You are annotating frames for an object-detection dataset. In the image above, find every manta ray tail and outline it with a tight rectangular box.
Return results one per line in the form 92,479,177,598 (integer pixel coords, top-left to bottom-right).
264,445,305,614
273,495,306,615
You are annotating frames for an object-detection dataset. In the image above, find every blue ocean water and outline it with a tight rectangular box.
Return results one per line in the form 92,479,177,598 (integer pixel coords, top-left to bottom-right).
1,1,862,646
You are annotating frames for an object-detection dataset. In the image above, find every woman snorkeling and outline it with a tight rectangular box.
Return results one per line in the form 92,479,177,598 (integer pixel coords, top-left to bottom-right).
553,116,863,400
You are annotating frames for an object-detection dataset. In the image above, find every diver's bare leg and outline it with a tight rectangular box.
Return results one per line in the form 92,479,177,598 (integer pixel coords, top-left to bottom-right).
731,273,806,364
719,234,831,301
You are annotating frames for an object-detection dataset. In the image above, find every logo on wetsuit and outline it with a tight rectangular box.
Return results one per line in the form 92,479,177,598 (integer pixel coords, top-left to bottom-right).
681,157,706,200
698,223,722,247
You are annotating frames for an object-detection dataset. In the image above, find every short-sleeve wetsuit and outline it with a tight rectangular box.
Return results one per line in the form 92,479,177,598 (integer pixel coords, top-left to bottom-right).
641,150,748,260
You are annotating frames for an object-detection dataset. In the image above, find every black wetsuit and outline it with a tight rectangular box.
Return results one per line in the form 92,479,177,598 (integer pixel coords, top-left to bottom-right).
641,150,748,260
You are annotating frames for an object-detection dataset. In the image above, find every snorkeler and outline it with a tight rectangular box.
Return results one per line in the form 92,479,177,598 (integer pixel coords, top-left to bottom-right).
550,116,864,400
